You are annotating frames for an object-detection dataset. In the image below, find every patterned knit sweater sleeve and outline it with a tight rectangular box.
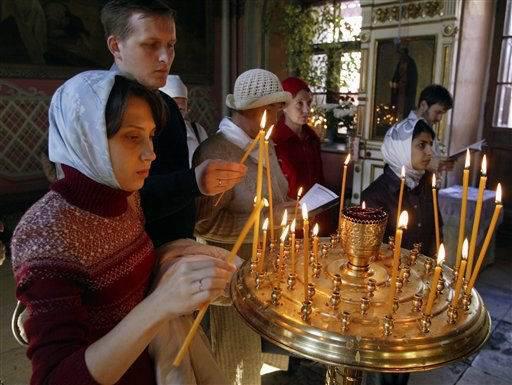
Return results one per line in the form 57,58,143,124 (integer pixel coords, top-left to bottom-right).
11,190,156,385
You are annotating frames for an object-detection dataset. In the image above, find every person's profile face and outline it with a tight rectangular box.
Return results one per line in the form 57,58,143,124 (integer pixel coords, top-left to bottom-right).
411,131,434,171
419,101,447,125
283,89,312,126
113,14,176,90
108,96,157,191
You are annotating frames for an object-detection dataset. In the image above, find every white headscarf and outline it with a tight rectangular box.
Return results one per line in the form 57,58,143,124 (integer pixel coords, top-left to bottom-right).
381,111,426,189
48,70,120,189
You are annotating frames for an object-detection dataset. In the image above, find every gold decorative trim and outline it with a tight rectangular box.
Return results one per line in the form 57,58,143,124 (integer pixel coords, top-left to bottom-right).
442,24,459,37
360,49,369,93
373,0,444,24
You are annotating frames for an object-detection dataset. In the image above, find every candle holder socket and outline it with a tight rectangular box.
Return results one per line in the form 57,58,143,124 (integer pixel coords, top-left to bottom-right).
327,290,341,310
250,257,260,274
447,304,459,324
300,300,313,322
401,266,411,283
388,236,395,251
333,273,342,292
395,277,404,294
383,315,394,336
392,297,400,314
367,278,377,298
409,250,418,266
360,296,370,316
287,273,297,291
419,314,432,334
436,276,446,297
313,262,322,279
424,258,434,276
307,283,316,300
412,293,423,313
321,245,329,259
309,252,315,266
271,286,282,306
452,270,458,288
340,311,351,333
462,292,472,312
255,273,262,290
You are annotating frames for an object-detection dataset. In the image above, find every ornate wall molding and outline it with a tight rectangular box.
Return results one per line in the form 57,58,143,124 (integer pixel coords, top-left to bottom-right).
372,1,444,24
0,81,49,181
184,85,219,135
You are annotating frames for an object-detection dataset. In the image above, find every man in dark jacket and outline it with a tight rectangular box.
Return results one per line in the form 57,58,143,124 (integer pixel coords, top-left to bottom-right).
101,0,246,246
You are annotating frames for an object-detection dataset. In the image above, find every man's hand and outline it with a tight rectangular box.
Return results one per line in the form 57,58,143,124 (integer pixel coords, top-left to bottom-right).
195,159,247,196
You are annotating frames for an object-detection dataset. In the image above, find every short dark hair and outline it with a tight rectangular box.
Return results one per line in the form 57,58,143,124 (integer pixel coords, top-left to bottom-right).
412,119,435,141
105,75,167,138
101,0,176,40
417,84,453,110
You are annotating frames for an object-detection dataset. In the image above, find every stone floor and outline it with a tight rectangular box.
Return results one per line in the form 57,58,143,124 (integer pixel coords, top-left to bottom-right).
1,234,511,385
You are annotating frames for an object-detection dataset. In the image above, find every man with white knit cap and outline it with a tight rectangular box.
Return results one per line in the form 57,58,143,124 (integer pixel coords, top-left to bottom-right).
160,75,209,166
193,68,294,385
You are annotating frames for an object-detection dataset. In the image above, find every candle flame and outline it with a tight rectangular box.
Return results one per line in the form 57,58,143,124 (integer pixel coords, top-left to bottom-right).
302,203,308,220
260,110,267,129
344,154,351,165
401,165,405,178
398,210,408,229
312,223,319,236
280,225,289,242
432,173,436,188
262,198,269,207
465,149,470,169
297,186,303,200
481,155,487,175
362,201,366,209
437,243,445,265
281,209,288,226
291,218,296,233
462,238,468,260
264,125,274,141
496,183,502,204
262,217,269,230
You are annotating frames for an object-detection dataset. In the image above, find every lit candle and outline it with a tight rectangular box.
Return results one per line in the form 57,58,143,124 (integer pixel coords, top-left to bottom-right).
466,155,487,281
260,218,269,272
424,244,445,316
362,201,366,209
455,150,470,270
280,209,288,229
302,203,310,301
338,154,351,230
387,211,408,315
466,183,503,294
252,110,267,261
264,126,275,243
312,223,319,263
432,173,441,251
293,186,304,224
279,225,290,264
173,197,268,367
290,219,296,274
396,165,406,228
451,238,468,308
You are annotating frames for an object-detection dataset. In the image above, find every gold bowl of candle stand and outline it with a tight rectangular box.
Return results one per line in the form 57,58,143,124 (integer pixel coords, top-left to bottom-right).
338,207,389,287
232,238,491,384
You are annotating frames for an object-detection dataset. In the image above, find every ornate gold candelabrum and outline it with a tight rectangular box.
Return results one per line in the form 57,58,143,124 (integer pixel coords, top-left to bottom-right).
231,206,491,385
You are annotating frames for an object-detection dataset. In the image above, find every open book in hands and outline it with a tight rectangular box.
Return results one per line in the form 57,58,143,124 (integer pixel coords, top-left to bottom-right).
299,183,339,216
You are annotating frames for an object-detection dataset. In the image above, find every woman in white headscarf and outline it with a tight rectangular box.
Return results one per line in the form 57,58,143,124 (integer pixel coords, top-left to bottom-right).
362,119,442,258
10,70,234,385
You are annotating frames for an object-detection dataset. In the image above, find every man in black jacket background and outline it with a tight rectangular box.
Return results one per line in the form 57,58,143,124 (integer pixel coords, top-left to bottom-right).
101,0,246,246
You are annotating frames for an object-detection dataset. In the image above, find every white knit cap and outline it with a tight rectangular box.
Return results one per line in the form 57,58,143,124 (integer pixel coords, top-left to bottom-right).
226,68,291,110
160,75,188,98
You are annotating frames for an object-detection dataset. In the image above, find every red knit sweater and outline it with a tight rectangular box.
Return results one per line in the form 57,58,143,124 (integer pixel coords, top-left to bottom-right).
273,117,324,199
11,166,157,385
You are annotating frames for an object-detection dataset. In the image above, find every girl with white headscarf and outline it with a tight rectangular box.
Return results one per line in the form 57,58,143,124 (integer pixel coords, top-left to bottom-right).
362,119,442,258
11,71,234,385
